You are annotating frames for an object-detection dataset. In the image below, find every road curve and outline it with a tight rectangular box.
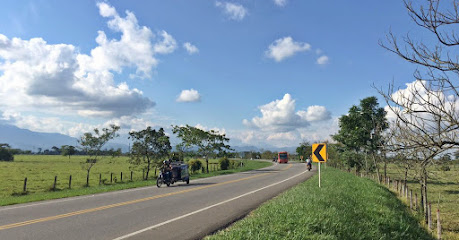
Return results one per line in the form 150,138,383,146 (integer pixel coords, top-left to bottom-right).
0,162,315,240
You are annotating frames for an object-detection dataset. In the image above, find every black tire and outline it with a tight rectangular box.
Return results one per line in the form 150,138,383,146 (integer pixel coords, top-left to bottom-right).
186,178,189,184
156,176,163,188
166,182,170,187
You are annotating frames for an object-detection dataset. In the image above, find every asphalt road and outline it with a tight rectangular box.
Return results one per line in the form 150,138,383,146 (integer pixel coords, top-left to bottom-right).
0,161,315,240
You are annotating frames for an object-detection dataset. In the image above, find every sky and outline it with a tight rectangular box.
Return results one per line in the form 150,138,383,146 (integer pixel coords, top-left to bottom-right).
0,0,425,148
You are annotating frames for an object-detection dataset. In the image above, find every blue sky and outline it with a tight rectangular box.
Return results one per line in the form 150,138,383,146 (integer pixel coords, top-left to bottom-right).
0,0,423,148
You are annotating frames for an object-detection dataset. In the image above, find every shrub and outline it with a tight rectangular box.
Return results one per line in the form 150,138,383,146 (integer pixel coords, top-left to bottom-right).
219,157,230,170
230,160,238,169
0,145,14,162
189,159,202,173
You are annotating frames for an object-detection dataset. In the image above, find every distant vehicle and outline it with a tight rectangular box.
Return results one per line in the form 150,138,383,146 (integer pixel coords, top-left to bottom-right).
277,151,288,163
157,161,190,187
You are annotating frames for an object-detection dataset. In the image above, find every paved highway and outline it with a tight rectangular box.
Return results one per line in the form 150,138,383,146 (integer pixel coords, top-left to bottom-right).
0,161,315,240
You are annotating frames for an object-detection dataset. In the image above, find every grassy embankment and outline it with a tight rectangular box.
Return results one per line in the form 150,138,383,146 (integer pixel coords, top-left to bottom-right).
382,161,459,240
207,166,433,240
0,155,271,206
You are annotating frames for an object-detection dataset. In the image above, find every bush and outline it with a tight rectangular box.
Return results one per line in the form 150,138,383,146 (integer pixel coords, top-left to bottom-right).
230,160,238,169
219,157,230,170
189,159,202,173
0,147,14,162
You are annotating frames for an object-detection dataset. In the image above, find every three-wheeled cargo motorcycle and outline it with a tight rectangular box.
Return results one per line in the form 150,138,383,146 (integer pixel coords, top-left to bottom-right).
157,161,190,187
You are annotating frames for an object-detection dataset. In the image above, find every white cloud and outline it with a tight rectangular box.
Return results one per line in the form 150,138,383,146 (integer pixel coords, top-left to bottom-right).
183,42,199,55
215,1,248,21
317,55,329,65
243,94,331,132
266,37,311,62
153,31,177,55
176,89,201,102
273,0,287,7
240,94,334,147
267,132,297,141
0,2,181,119
297,105,331,122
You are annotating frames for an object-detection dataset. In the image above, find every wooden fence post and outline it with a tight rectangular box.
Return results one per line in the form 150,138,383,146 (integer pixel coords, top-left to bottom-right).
69,175,72,189
53,176,57,191
110,172,113,183
437,209,442,240
410,190,413,210
99,173,102,185
23,177,27,192
428,203,432,230
121,172,123,182
415,193,418,211
130,171,133,181
400,181,403,196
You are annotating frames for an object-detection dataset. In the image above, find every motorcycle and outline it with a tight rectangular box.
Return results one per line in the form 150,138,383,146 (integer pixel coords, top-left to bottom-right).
157,162,190,188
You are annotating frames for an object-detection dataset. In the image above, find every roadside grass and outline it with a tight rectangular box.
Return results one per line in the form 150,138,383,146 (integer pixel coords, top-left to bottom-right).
0,155,271,206
207,167,433,240
383,161,459,240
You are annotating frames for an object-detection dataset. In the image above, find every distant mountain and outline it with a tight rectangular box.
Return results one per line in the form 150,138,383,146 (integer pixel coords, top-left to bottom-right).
0,124,79,151
0,124,296,153
232,145,297,154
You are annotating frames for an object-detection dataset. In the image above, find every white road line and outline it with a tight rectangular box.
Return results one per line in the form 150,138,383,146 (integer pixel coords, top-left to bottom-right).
0,163,280,212
112,168,308,240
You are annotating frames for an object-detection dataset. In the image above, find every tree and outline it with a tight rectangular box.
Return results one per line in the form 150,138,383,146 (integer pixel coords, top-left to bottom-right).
296,141,312,160
261,150,275,160
378,0,459,222
129,127,171,180
51,146,60,155
172,125,232,173
61,145,76,159
79,125,120,186
333,97,388,177
0,143,14,162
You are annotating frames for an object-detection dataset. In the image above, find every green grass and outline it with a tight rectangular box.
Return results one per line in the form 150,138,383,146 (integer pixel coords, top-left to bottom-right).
0,155,271,206
207,167,433,240
382,162,459,240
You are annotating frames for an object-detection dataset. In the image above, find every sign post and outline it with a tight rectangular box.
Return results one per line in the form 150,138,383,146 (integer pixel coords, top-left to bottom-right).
312,143,327,188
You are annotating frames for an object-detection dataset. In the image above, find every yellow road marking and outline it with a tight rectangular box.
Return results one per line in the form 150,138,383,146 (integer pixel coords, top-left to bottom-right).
0,163,293,231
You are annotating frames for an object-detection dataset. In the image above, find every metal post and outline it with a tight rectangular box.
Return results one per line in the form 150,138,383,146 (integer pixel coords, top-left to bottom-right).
319,162,321,188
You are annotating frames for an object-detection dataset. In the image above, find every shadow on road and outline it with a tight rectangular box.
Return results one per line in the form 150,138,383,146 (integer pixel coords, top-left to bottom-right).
165,182,216,188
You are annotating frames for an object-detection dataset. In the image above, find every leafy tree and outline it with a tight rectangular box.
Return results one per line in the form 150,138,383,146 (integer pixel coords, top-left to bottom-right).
129,127,171,180
79,124,120,186
61,145,76,159
172,125,232,173
0,143,14,162
51,146,60,155
261,150,275,160
296,141,312,160
333,97,388,178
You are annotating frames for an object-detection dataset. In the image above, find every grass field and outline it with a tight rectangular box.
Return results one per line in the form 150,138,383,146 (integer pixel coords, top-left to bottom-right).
207,167,433,240
381,161,459,240
0,155,271,206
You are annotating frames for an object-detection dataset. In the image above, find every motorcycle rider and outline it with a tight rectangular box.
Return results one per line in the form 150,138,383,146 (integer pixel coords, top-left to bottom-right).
306,157,312,170
162,160,172,181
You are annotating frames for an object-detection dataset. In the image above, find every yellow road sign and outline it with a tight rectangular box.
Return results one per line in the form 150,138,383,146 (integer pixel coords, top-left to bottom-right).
312,143,327,162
